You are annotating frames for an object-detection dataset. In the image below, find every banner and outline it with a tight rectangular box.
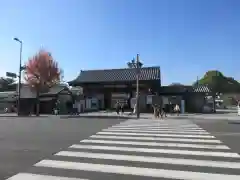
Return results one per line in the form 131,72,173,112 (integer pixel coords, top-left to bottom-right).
146,95,153,104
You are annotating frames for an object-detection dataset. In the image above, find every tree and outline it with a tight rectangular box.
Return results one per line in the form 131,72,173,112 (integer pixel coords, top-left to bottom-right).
25,50,61,116
194,70,240,93
194,70,240,112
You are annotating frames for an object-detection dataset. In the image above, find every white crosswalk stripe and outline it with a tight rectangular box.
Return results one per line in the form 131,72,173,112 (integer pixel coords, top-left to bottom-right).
107,127,207,131
80,139,229,149
97,131,215,138
102,128,210,134
6,119,240,180
90,135,223,143
7,173,88,180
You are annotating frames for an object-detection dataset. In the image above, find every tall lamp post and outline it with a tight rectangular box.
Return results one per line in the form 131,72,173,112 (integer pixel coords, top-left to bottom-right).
128,54,141,118
135,54,140,119
13,37,23,116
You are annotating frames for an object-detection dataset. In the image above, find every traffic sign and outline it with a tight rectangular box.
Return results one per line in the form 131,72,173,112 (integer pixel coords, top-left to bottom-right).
6,72,17,78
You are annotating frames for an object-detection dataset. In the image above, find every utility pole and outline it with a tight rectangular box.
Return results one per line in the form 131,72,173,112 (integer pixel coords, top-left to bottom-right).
136,54,140,119
196,76,199,87
13,37,23,116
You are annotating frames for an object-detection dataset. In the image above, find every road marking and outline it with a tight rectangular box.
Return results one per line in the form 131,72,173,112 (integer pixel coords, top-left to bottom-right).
35,160,240,180
119,123,197,126
56,151,240,169
114,122,200,125
111,127,204,130
114,122,199,125
90,135,222,143
81,139,229,150
104,129,210,134
119,120,193,124
112,126,203,129
108,127,207,131
70,144,240,158
113,124,200,128
6,173,88,180
97,132,215,138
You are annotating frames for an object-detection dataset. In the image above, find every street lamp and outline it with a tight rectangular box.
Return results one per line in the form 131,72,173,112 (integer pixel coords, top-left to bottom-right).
135,54,140,119
13,37,23,116
129,54,141,118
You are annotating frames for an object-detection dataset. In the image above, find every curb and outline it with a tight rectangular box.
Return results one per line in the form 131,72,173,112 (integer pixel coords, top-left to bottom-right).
60,115,134,119
0,115,50,118
177,116,240,121
227,120,240,124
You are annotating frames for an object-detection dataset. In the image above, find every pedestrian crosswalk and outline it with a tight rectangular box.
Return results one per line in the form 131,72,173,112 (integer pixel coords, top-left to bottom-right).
6,118,240,180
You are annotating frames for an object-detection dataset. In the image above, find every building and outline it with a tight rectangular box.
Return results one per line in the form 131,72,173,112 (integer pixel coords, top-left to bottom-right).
15,84,78,115
0,91,16,113
69,66,161,112
0,66,211,114
159,84,211,113
69,66,212,113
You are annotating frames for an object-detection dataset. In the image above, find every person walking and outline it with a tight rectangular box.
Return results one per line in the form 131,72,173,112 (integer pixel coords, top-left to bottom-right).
161,103,167,118
153,104,157,118
115,101,120,115
121,103,124,114
174,104,180,116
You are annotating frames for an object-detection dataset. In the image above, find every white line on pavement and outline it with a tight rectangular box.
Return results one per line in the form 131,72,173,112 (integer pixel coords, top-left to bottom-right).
90,135,222,143
103,129,210,134
107,127,206,131
97,132,215,138
35,160,240,180
69,144,240,158
6,173,88,180
81,139,229,150
113,124,200,128
55,151,240,169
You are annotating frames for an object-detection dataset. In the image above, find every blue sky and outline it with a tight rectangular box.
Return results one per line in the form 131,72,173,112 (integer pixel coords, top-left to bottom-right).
0,0,239,85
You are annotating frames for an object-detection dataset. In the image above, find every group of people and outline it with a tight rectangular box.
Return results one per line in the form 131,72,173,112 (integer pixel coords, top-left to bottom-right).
115,100,180,118
153,103,180,118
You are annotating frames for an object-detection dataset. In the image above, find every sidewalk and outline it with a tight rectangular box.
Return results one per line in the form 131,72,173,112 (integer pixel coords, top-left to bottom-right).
172,113,240,121
1,111,239,121
0,113,52,118
75,111,240,121
61,111,151,119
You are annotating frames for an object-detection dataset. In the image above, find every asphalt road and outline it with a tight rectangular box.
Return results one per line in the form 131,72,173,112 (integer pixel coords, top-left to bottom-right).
196,119,240,154
0,116,125,179
3,116,240,180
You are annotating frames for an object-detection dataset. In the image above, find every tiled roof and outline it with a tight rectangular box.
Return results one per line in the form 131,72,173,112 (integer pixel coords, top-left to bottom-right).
70,66,160,84
40,84,71,96
0,91,16,102
160,86,188,93
193,85,211,93
160,85,211,94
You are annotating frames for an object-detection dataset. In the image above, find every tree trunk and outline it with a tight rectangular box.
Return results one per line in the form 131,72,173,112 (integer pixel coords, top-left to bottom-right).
36,90,40,116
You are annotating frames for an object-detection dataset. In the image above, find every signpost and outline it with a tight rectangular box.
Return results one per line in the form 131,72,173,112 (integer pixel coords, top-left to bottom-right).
6,72,17,79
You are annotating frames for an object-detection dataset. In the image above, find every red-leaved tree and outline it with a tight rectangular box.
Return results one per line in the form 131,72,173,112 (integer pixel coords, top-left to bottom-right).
25,50,61,116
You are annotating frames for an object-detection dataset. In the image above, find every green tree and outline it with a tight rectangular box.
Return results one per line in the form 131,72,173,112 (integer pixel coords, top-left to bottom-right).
194,70,240,93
